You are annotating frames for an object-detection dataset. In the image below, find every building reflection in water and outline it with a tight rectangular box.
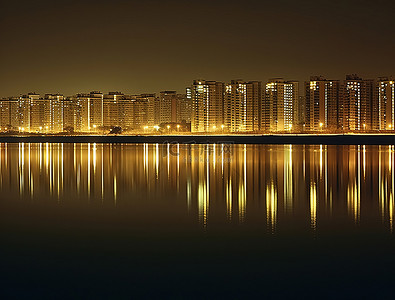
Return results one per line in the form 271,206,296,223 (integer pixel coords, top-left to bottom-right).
0,143,395,233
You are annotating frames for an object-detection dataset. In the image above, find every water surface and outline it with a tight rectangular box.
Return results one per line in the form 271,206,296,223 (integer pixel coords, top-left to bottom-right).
1,143,394,298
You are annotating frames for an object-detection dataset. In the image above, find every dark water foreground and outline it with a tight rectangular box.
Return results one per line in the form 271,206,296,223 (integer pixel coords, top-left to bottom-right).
1,133,395,144
0,143,395,299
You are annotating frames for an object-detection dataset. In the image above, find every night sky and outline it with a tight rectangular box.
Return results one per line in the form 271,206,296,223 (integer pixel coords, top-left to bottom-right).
0,0,394,97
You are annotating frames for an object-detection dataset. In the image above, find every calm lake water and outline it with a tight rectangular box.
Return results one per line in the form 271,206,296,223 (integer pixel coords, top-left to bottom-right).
1,143,395,299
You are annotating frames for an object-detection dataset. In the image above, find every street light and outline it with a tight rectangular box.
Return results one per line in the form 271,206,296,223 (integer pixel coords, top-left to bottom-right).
221,124,225,133
177,124,180,132
167,125,170,133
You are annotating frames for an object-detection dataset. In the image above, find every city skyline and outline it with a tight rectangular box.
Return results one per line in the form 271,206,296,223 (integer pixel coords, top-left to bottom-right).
1,74,394,134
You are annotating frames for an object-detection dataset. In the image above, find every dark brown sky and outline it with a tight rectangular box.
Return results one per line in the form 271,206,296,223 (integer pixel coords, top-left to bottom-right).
0,0,394,97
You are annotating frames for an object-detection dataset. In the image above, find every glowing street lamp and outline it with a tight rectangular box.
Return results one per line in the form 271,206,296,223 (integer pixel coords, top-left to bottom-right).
154,125,160,131
167,125,170,133
221,124,225,133
177,124,180,132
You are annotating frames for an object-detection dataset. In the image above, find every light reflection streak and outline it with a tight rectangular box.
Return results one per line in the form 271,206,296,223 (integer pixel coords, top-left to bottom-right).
167,143,170,178
363,145,366,180
226,178,232,221
93,143,97,174
238,144,247,222
310,181,317,230
320,144,323,178
284,144,293,213
88,143,91,199
114,175,117,205
0,143,394,233
155,143,159,179
266,180,277,233
198,146,208,228
221,143,224,176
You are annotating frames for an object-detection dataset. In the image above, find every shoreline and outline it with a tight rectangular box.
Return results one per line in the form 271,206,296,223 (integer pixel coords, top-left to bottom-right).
0,134,395,144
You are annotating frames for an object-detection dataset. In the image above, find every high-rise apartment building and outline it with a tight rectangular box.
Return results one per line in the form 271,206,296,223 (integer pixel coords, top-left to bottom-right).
29,93,45,132
340,75,374,131
75,91,103,132
159,91,178,124
62,97,76,132
17,93,35,132
305,76,340,131
224,80,261,132
191,80,225,133
377,77,395,131
139,94,157,126
177,93,191,123
103,92,123,129
0,98,12,129
263,79,299,132
44,94,64,132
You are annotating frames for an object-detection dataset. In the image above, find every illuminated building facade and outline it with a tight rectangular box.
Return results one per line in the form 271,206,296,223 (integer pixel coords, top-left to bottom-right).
62,97,75,132
224,80,262,132
45,94,64,132
159,91,178,124
191,80,225,133
305,76,340,131
17,94,33,132
377,77,395,131
263,79,299,132
0,98,13,130
75,91,103,132
177,93,191,123
340,75,374,131
130,94,154,130
29,93,44,132
139,94,157,126
103,92,123,129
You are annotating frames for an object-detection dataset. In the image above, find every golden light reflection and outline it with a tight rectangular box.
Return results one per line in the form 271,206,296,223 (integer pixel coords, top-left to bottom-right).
198,174,208,228
238,145,247,222
390,193,394,233
310,182,317,230
266,181,277,233
284,145,293,213
0,143,394,233
226,178,232,221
